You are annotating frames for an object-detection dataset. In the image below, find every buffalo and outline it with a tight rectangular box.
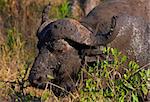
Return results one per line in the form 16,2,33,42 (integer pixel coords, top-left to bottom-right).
29,0,150,96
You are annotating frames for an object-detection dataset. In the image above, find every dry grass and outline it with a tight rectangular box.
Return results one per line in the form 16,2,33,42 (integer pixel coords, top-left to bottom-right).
0,0,149,102
0,28,33,101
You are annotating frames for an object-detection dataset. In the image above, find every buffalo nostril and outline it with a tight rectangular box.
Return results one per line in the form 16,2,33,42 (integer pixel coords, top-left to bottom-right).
31,76,43,84
37,76,42,82
33,80,38,84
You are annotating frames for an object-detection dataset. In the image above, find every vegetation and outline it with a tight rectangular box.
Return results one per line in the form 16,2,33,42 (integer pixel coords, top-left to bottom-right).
79,47,149,102
0,30,149,101
0,28,35,101
0,0,149,102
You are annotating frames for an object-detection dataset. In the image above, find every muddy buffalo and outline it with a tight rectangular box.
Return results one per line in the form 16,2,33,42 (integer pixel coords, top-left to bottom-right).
29,0,150,96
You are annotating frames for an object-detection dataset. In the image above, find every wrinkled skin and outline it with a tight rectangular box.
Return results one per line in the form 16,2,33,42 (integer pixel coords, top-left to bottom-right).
29,39,81,96
29,0,150,97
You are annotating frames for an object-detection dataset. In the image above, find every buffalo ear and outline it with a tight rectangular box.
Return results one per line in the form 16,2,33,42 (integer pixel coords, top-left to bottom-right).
36,2,54,42
41,3,51,24
37,2,51,41
94,16,118,45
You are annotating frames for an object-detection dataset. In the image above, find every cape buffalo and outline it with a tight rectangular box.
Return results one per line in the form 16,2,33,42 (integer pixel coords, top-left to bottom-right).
29,0,150,96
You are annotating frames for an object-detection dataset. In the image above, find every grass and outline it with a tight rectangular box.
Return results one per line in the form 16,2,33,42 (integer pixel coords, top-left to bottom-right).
0,28,34,101
49,0,71,19
0,0,149,101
